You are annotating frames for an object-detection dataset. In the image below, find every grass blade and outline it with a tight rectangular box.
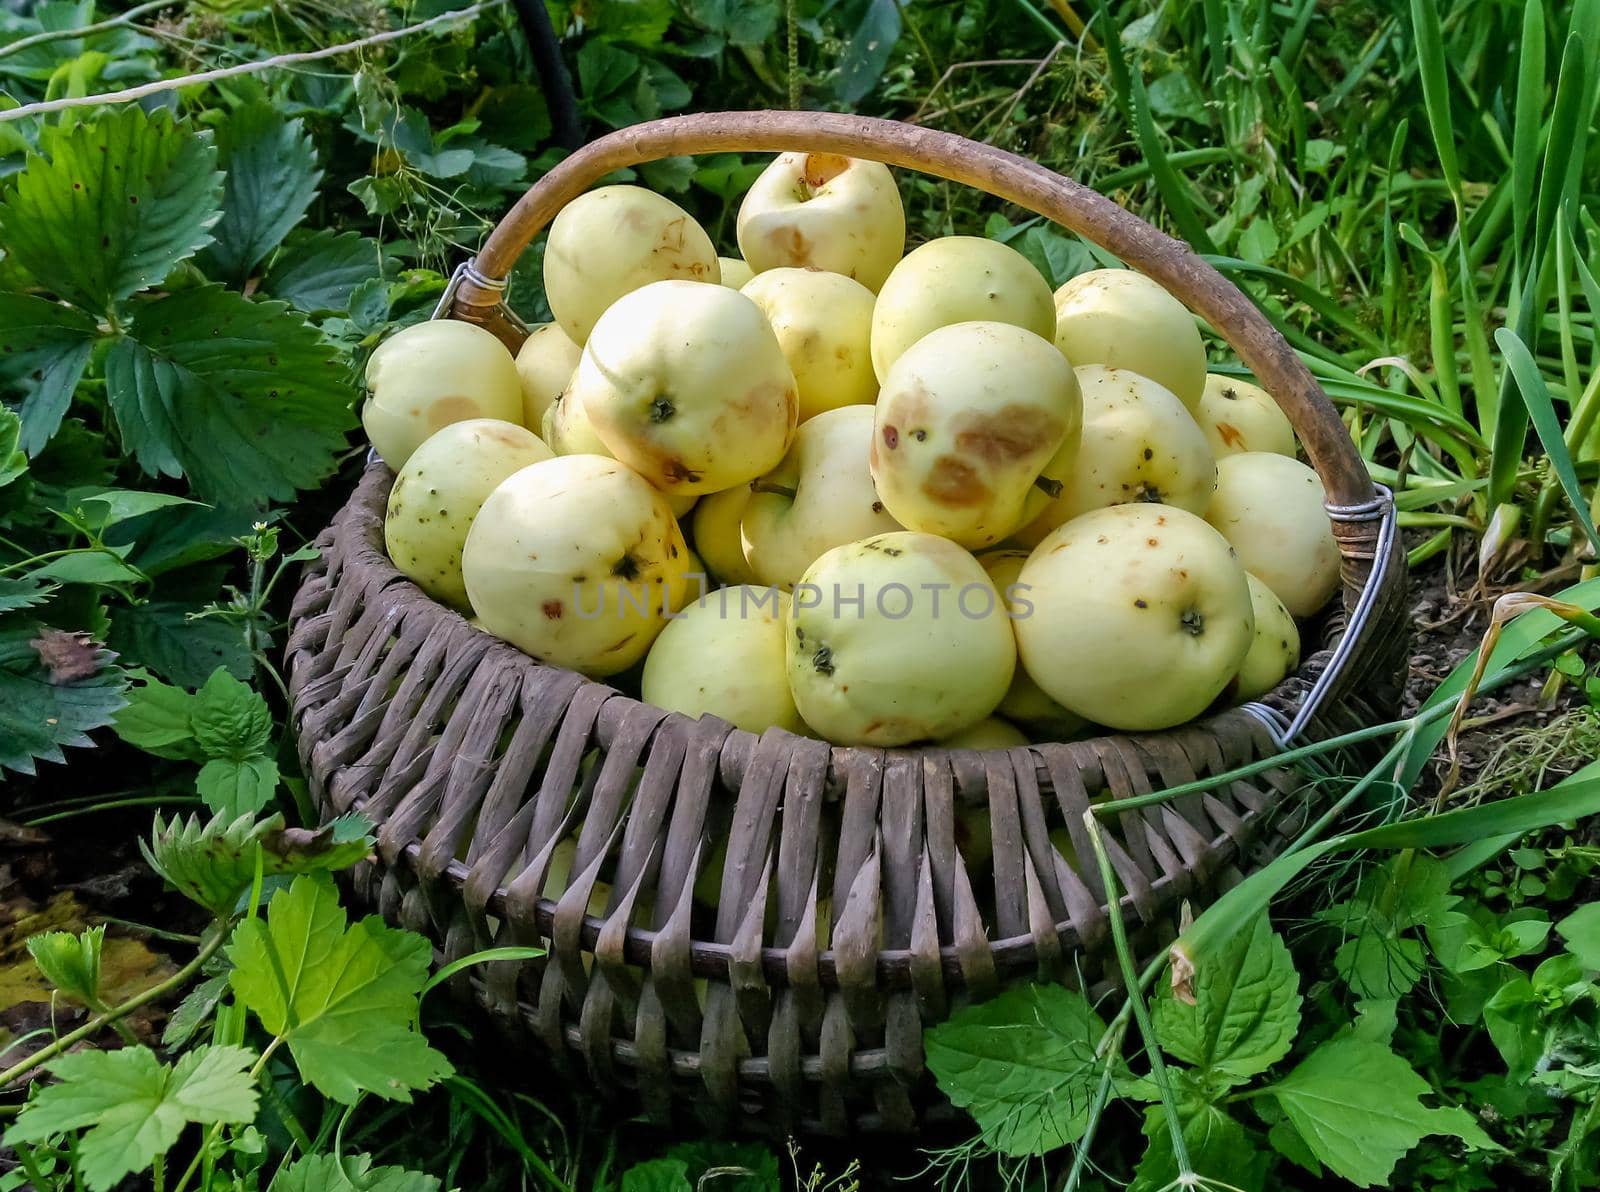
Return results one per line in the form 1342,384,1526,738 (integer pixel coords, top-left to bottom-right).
1409,0,1463,206
1495,326,1600,557
1531,35,1590,277
1510,0,1546,264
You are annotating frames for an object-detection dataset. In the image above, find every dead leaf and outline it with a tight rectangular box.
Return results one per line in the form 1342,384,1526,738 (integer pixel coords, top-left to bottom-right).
29,629,106,684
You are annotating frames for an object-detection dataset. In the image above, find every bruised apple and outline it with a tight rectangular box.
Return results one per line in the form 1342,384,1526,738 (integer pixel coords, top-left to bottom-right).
718,256,756,289
462,456,690,676
540,389,696,516
1206,452,1339,617
737,153,905,291
1232,573,1301,700
871,237,1056,380
977,549,1088,738
569,281,798,494
543,185,719,343
362,320,524,469
741,267,878,421
1194,374,1296,458
1014,504,1254,731
641,585,808,735
692,486,760,586
741,405,901,589
871,321,1080,548
1014,365,1215,547
514,322,582,429
385,419,552,610
786,532,1015,745
1051,269,1206,409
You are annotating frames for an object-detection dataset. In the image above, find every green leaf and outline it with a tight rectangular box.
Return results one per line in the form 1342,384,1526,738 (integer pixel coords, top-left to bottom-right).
3,1045,258,1192
620,1159,692,1192
0,407,25,489
70,488,201,530
112,669,199,759
197,755,279,816
0,624,126,775
1153,913,1299,1085
108,602,253,689
271,1154,441,1192
1555,902,1600,968
26,550,143,585
0,106,222,313
190,667,271,758
0,576,56,613
142,810,374,917
1268,1037,1499,1186
1236,217,1279,265
0,292,100,453
262,229,390,314
1131,1080,1268,1192
660,1142,778,1191
924,983,1111,1156
1334,933,1426,1000
198,104,322,284
26,925,102,1002
163,971,231,1048
1268,1118,1323,1175
680,0,778,48
834,0,901,105
1482,975,1541,1079
227,874,452,1103
104,285,355,506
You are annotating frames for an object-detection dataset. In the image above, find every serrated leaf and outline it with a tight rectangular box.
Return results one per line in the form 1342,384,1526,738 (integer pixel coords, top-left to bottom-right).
3,1044,258,1192
0,407,25,488
0,106,222,312
142,810,373,916
924,982,1111,1156
0,291,99,453
1130,1078,1268,1192
108,602,253,689
262,228,389,314
0,576,56,613
1555,901,1600,968
621,1159,691,1192
662,1142,778,1191
227,875,452,1103
198,104,322,284
1268,1037,1500,1186
113,668,200,759
271,1153,441,1192
114,502,263,578
197,755,279,816
190,667,271,758
104,285,354,505
1482,975,1541,1079
25,924,102,1002
1153,913,1300,1084
163,970,230,1048
0,623,126,775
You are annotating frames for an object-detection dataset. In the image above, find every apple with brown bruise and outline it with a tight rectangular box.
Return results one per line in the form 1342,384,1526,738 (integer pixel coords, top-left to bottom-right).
740,267,879,422
540,386,697,517
1014,364,1215,547
870,321,1081,548
569,280,798,495
1194,374,1297,458
461,455,690,677
542,185,719,343
737,152,905,291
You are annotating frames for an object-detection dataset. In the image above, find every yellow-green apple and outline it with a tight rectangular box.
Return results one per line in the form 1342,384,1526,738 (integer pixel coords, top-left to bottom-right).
384,418,553,610
1194,373,1296,458
692,485,760,586
740,267,878,421
568,280,798,494
641,585,808,735
718,256,756,289
785,532,1015,745
1014,503,1254,730
542,185,719,343
462,455,690,676
1051,268,1206,409
1013,364,1215,547
1206,452,1339,617
362,320,524,468
977,549,1089,738
871,321,1081,548
741,405,901,589
1231,573,1301,700
736,153,905,291
514,322,582,429
540,388,696,516
939,718,1028,748
871,236,1056,380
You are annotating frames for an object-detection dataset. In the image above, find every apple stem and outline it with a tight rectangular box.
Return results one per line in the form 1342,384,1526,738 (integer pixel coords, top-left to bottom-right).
1033,475,1064,499
749,481,799,499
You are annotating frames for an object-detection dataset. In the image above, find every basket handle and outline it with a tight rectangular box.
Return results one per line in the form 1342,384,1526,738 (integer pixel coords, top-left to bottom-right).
448,111,1378,525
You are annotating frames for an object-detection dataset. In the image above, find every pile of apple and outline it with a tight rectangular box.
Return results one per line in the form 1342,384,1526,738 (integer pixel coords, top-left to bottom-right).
363,152,1339,749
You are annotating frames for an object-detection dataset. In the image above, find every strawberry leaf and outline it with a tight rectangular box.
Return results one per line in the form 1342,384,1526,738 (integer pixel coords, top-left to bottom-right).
272,1153,441,1192
198,104,322,284
0,623,126,775
104,285,354,505
0,292,100,453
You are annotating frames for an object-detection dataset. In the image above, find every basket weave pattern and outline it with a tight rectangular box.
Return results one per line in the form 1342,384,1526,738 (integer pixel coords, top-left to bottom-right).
286,112,1410,1134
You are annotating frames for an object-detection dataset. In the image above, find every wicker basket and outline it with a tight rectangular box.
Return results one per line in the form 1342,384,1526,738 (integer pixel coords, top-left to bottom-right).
286,112,1409,1136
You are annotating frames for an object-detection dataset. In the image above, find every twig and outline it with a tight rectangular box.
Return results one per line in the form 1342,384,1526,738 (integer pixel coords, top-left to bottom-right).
0,1,503,124
0,0,181,63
